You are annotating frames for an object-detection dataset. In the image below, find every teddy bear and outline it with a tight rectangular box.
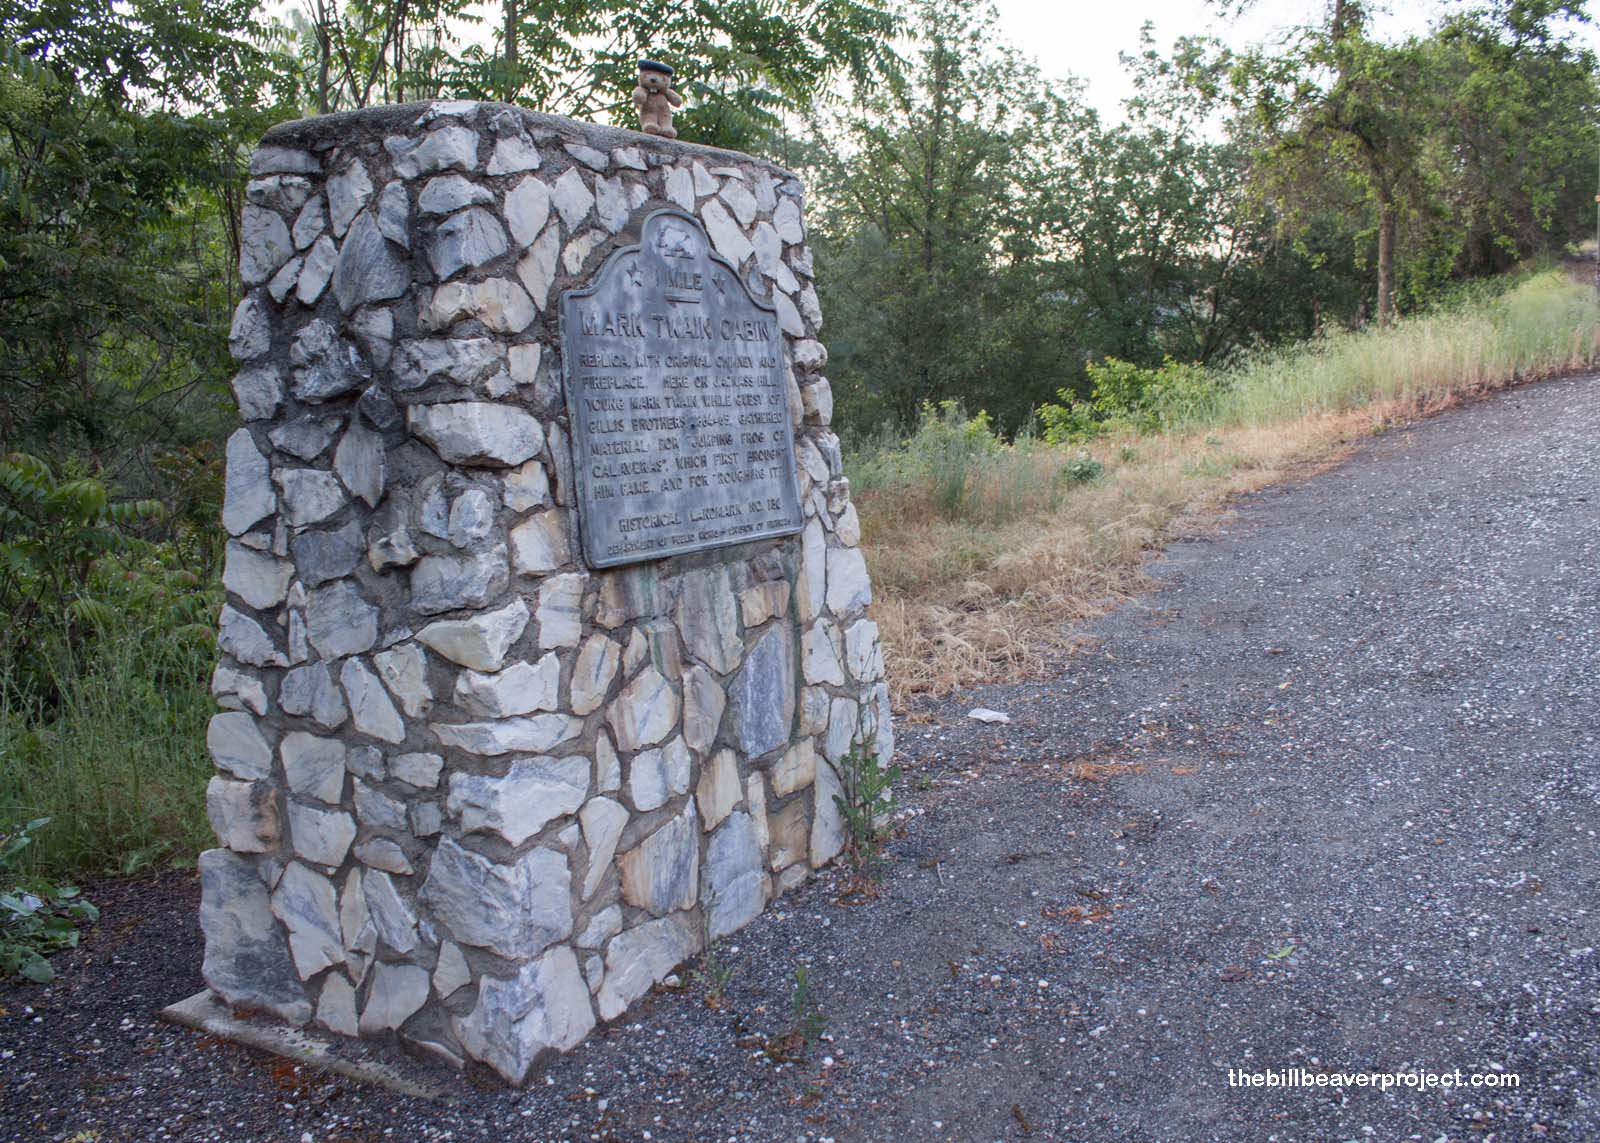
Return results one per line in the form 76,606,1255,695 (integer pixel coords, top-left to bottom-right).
633,59,682,139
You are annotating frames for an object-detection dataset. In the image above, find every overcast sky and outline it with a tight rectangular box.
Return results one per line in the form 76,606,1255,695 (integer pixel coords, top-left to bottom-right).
989,0,1600,119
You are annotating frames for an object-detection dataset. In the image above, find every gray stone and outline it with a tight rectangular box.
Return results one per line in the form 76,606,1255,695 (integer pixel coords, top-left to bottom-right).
274,468,346,527
347,746,386,782
844,618,883,682
420,838,571,960
824,696,859,764
738,579,791,628
802,620,846,686
286,801,356,868
596,912,700,1021
454,654,559,717
332,211,411,314
269,416,337,462
431,712,582,756
295,234,338,305
434,940,472,998
362,869,418,954
699,199,753,266
772,290,804,337
801,377,834,425
411,802,443,837
595,731,621,794
664,166,693,210
768,799,808,871
565,142,608,170
289,320,366,402
607,666,677,753
799,283,823,330
774,197,804,245
418,174,493,215
453,946,595,1083
416,599,528,670
377,180,410,246
355,837,412,874
576,904,621,949
374,643,432,718
612,146,645,170
569,633,620,716
560,227,606,274
390,751,444,789
334,422,385,508
627,736,691,813
199,848,311,1024
326,160,373,237
516,224,561,308
729,624,795,759
674,566,742,674
354,779,409,831
682,664,725,756
386,125,479,178
408,402,544,467
488,134,541,175
230,364,283,423
509,510,569,574
550,167,593,229
289,519,363,587
594,175,628,233
280,732,346,804
278,662,348,730
206,776,279,852
339,868,375,976
358,383,403,431
826,547,873,616
341,658,405,744
422,278,535,335
271,861,344,978
208,711,274,780
410,545,508,615
696,747,740,832
292,195,326,249
719,178,758,226
218,604,285,667
505,176,551,248
307,581,378,659
706,811,765,940
793,338,827,372
869,680,894,762
223,541,292,610
692,162,718,196
752,221,800,294
391,337,504,390
797,518,826,621
317,973,359,1035
578,796,627,900
771,738,817,797
427,207,508,281
246,174,314,213
250,146,319,176
223,429,275,535
229,296,271,360
239,205,294,285
617,795,701,904
810,753,846,868
359,961,430,1034
536,573,585,648
212,664,269,716
448,754,588,846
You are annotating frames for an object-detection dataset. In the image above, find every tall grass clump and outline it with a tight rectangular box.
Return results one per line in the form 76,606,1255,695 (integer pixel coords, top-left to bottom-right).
859,269,1599,699
0,453,220,876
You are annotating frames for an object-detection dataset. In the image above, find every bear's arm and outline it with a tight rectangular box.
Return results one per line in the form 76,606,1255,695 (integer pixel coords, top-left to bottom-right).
666,88,683,107
632,85,648,107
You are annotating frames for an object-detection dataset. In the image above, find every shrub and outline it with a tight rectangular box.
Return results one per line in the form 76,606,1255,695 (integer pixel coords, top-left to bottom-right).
1,817,98,982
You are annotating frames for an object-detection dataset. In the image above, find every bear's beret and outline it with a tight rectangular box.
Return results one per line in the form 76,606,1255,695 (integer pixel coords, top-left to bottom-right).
638,59,674,76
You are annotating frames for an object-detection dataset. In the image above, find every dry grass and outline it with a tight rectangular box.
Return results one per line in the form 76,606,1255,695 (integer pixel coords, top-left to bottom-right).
858,270,1600,702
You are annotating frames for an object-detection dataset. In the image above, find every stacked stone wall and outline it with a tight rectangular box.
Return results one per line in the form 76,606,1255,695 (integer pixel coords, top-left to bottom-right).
204,100,890,1083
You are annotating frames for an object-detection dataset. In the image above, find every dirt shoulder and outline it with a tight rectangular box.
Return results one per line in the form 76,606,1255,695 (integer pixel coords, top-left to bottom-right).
5,374,1598,1142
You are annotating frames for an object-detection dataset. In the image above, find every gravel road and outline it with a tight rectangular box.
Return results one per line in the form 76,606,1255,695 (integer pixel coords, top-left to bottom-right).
4,374,1597,1143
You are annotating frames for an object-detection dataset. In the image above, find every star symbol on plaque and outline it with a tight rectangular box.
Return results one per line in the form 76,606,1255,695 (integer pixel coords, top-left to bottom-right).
625,265,645,289
711,273,728,296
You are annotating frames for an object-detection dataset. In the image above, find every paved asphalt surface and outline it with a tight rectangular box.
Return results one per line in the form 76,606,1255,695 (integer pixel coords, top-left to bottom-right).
3,374,1597,1143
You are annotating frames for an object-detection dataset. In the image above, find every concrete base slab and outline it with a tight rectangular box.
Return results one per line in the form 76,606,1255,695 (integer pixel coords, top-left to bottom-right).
159,990,451,1101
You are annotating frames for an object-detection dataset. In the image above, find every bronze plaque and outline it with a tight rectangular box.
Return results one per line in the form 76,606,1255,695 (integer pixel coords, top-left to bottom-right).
559,210,803,568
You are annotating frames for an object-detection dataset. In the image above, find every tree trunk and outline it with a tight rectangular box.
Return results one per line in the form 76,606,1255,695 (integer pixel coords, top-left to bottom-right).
1376,187,1396,327
504,0,518,101
314,0,331,114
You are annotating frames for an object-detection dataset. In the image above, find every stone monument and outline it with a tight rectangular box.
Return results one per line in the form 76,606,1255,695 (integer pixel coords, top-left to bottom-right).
191,100,890,1084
